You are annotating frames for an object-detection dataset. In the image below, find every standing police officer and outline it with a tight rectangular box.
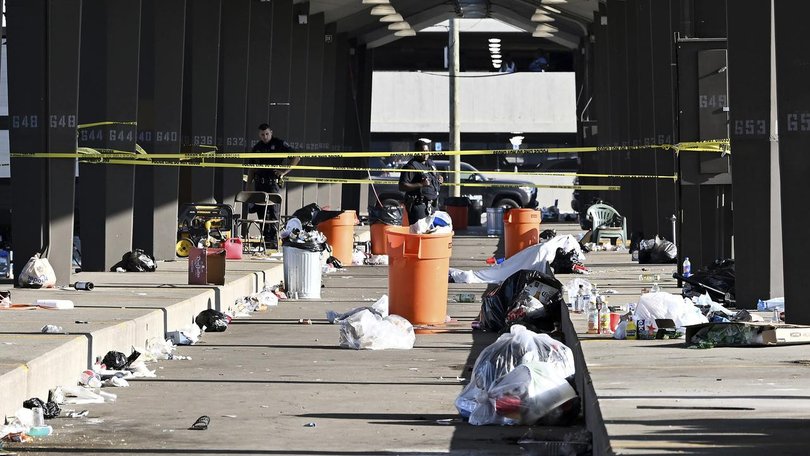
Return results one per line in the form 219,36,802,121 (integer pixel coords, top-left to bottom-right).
398,139,443,232
246,123,300,249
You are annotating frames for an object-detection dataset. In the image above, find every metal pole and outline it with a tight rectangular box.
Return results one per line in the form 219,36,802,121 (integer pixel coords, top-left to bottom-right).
769,0,784,298
449,17,461,197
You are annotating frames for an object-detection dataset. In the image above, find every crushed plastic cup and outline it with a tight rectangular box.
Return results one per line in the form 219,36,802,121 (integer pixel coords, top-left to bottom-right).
80,370,102,387
32,406,45,427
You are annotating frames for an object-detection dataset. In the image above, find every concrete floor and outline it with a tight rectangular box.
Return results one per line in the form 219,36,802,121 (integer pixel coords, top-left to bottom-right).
1,223,809,455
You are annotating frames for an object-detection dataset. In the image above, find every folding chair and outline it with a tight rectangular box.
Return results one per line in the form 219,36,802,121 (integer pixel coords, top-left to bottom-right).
233,191,283,253
586,203,628,246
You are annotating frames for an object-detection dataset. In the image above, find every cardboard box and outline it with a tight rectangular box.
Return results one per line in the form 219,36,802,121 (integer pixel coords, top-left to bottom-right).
188,247,226,285
685,321,810,347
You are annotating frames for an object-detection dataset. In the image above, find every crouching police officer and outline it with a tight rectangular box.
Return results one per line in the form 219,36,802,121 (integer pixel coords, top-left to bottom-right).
398,139,443,232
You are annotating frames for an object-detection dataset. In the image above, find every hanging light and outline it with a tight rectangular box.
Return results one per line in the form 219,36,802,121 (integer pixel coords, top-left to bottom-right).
532,30,553,38
488,38,501,43
362,0,389,4
541,0,568,4
491,53,502,59
388,21,411,30
370,5,396,15
531,11,554,22
394,29,416,37
380,13,404,22
535,24,559,33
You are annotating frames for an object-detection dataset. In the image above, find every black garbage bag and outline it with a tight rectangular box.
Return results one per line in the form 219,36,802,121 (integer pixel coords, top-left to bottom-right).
326,256,343,269
683,258,735,302
479,269,564,333
540,229,557,241
368,204,403,226
291,203,321,229
23,397,61,419
550,248,575,273
638,236,677,264
195,309,231,332
102,349,141,370
110,249,157,272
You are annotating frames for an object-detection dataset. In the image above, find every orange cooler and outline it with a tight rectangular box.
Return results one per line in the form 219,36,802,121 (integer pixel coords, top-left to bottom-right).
386,226,453,325
503,209,541,259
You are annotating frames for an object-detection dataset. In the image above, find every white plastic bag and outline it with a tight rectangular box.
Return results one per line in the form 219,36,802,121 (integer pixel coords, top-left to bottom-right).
18,253,57,288
635,292,708,330
469,361,578,426
338,309,415,350
455,325,575,418
326,295,388,323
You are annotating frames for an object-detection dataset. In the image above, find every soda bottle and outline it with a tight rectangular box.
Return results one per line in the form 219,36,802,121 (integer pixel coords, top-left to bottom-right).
574,285,585,313
682,257,691,278
587,299,598,334
626,318,637,339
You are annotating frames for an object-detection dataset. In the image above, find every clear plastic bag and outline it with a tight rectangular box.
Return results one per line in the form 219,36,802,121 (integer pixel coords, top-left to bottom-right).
338,309,415,350
455,325,575,419
469,361,577,425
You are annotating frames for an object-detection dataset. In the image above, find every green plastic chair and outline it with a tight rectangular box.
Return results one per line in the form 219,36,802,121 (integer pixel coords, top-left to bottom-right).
586,203,627,246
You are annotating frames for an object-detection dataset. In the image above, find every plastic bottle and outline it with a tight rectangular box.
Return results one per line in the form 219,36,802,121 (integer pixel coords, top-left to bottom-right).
586,298,598,334
682,257,691,278
574,285,585,313
599,301,611,334
626,318,637,339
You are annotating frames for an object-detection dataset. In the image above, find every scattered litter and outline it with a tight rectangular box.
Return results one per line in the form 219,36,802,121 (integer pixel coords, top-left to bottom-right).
103,377,129,387
298,319,312,325
60,386,105,405
167,323,203,345
102,349,140,370
75,320,89,324
195,309,231,332
222,414,237,418
189,415,210,431
66,410,89,418
36,299,74,309
304,422,316,427
41,325,63,334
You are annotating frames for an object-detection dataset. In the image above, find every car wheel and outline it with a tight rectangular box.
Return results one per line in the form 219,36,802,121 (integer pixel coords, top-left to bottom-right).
495,198,519,210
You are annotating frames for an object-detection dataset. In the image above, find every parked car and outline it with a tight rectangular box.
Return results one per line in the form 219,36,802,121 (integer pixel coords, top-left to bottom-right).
368,160,538,210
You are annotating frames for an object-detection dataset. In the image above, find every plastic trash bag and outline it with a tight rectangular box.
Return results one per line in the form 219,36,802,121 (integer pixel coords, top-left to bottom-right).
327,295,389,323
23,397,61,419
291,203,321,229
368,204,403,226
468,361,578,426
167,323,202,345
195,309,231,332
455,325,575,419
18,253,57,288
282,229,327,252
110,249,157,272
479,270,564,332
338,308,415,350
682,258,735,302
634,292,708,331
638,236,677,264
101,350,140,370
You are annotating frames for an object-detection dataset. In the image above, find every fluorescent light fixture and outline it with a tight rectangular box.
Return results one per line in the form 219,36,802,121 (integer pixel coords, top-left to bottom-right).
491,53,502,59
541,0,567,4
488,42,501,47
532,30,553,38
493,62,501,68
535,24,559,33
531,12,554,22
394,29,416,37
542,5,562,14
488,38,501,43
370,5,396,15
388,21,411,30
362,0,389,4
380,13,404,22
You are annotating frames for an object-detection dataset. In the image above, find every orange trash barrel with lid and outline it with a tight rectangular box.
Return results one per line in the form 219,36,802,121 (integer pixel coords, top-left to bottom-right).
386,226,453,325
317,210,357,265
503,208,541,259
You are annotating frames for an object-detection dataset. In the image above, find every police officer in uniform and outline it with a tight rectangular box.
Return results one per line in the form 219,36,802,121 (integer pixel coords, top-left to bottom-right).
246,123,300,249
398,139,443,231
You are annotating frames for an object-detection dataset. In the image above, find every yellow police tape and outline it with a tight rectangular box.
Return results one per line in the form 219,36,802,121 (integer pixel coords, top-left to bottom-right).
76,121,138,129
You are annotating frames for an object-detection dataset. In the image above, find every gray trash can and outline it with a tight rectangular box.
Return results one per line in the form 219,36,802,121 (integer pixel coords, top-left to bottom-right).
283,246,322,299
486,207,504,236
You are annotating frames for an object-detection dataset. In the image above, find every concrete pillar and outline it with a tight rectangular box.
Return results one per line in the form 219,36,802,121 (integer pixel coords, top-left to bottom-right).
246,0,272,139
318,24,341,208
181,0,221,204
286,2,309,214
7,0,48,281
774,1,810,323
606,0,631,219
727,1,774,308
216,0,251,207
339,42,372,213
45,0,82,284
135,0,185,260
269,0,293,136
306,13,326,207
77,0,142,272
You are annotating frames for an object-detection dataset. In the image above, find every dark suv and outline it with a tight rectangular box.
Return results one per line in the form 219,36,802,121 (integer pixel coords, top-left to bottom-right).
369,160,538,210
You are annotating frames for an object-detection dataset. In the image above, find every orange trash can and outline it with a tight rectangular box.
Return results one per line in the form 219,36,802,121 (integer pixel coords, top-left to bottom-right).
444,197,470,231
317,210,357,265
503,208,541,259
386,226,453,325
370,223,389,255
